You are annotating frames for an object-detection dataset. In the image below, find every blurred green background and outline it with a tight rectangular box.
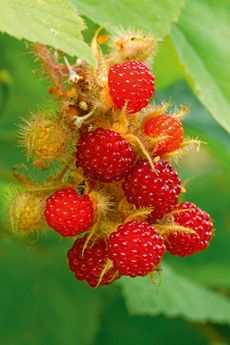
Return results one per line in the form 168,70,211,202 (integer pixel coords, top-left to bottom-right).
0,0,230,344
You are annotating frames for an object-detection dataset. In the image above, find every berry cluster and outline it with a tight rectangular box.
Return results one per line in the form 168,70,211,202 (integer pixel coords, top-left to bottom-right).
11,29,214,287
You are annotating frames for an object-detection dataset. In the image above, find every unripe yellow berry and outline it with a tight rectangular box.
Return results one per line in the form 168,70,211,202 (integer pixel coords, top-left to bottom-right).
18,112,70,168
9,192,46,235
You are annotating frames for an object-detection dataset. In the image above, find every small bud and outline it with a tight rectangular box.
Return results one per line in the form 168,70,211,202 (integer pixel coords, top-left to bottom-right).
107,28,158,64
79,101,88,111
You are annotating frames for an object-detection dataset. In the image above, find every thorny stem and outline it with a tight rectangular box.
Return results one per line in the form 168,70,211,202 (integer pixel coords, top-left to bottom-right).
82,214,101,255
96,259,114,288
143,101,170,118
111,108,129,134
25,184,73,193
180,138,205,151
117,198,133,216
63,56,82,85
73,108,95,128
125,134,156,172
146,135,172,144
34,43,66,97
48,156,75,183
165,207,197,218
154,223,197,236
13,164,34,188
148,268,162,289
124,208,153,222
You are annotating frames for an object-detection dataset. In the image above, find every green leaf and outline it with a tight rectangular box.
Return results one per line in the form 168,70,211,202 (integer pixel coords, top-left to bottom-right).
171,0,230,133
95,296,208,345
0,238,103,345
0,35,51,173
155,36,184,89
73,0,185,38
173,263,230,289
0,69,13,115
119,264,230,323
0,0,95,65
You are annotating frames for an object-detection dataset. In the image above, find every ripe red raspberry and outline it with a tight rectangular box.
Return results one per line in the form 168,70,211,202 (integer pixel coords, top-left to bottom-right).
108,221,166,277
144,114,184,155
122,159,181,220
108,61,155,114
67,235,120,287
44,187,94,237
165,202,214,256
75,128,136,182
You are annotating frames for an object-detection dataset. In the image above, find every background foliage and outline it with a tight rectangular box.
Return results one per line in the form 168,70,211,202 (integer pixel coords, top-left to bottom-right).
0,0,230,344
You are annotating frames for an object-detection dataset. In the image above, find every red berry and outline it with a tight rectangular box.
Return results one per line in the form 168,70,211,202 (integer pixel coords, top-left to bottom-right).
75,128,136,182
144,114,184,155
67,235,120,287
108,61,155,114
44,187,94,237
165,202,214,256
122,159,181,220
108,221,166,277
